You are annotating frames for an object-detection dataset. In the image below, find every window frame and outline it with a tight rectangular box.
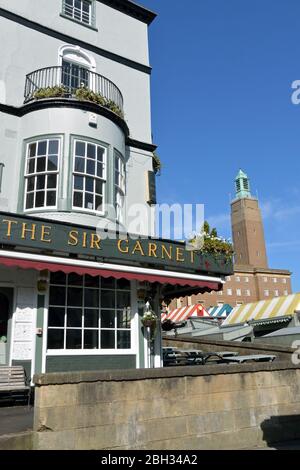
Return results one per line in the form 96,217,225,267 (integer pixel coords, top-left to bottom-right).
46,273,133,354
114,150,126,224
61,0,97,29
23,136,62,213
71,137,108,216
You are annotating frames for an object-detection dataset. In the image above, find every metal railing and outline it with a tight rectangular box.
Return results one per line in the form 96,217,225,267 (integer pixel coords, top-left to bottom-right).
24,66,124,112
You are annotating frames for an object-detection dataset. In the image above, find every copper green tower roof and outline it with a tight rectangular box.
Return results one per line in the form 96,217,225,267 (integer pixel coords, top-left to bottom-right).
235,169,251,199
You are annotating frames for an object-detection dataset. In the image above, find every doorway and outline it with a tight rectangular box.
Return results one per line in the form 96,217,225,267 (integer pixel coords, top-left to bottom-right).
0,288,14,365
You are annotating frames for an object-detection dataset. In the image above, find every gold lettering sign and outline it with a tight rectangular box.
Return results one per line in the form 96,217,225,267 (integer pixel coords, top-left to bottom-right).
176,247,185,262
68,230,79,246
41,225,52,243
117,239,129,254
132,241,145,256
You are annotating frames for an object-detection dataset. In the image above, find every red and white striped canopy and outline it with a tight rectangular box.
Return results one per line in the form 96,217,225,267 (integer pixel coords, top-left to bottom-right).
161,304,210,323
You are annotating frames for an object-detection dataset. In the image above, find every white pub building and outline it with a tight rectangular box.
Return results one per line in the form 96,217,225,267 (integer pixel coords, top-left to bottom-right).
0,0,232,382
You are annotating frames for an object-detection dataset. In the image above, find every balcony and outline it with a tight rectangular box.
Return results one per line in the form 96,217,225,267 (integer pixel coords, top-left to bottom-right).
24,66,124,118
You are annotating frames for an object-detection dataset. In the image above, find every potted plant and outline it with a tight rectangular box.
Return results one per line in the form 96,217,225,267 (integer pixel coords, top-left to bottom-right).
141,311,157,328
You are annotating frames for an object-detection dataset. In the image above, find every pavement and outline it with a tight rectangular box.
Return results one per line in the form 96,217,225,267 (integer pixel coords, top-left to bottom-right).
0,406,34,436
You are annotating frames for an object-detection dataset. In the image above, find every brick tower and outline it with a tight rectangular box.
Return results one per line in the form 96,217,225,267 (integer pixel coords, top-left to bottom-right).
231,170,268,268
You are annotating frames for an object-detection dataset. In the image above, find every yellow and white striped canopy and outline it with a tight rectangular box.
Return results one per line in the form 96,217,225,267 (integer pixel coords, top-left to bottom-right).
223,293,300,326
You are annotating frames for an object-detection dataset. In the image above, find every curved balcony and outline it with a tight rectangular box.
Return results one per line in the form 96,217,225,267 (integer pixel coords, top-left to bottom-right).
24,66,124,117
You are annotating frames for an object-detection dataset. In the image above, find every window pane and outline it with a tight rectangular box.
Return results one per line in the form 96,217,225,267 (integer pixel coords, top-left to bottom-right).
75,157,85,173
35,191,45,207
49,286,66,306
101,278,115,289
117,291,131,309
117,309,131,329
101,330,115,349
46,191,56,206
117,279,131,290
66,329,82,349
75,141,85,157
85,193,93,210
49,140,59,155
48,155,58,172
67,308,82,327
84,330,98,349
95,196,103,212
74,175,84,190
97,147,104,162
101,310,115,329
86,177,94,193
85,288,99,308
37,141,47,156
86,160,95,176
27,176,35,192
50,272,66,285
84,309,98,328
97,163,103,178
26,193,34,210
73,191,83,207
68,273,83,286
67,287,83,306
47,174,57,189
87,144,96,159
48,307,65,327
36,175,45,190
117,331,131,349
95,180,103,195
37,157,46,173
85,275,99,288
47,329,64,349
28,159,35,174
101,291,115,309
29,143,37,158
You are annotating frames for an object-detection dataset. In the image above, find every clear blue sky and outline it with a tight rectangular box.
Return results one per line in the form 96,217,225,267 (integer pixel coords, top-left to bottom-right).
142,0,300,292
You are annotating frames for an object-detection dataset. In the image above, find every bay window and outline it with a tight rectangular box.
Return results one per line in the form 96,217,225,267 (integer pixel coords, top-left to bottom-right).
24,138,60,211
72,139,107,214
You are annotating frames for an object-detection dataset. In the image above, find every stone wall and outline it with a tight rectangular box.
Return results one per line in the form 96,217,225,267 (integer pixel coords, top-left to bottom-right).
33,362,300,450
163,335,294,361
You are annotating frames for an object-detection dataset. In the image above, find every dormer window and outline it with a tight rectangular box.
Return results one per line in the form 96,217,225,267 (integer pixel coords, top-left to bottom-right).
62,0,94,27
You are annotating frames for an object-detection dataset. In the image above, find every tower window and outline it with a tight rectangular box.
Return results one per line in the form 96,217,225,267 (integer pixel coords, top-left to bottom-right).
24,138,60,211
72,139,107,214
62,0,94,27
243,178,249,190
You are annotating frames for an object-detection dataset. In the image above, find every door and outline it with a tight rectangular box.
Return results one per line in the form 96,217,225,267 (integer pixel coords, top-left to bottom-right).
0,288,13,365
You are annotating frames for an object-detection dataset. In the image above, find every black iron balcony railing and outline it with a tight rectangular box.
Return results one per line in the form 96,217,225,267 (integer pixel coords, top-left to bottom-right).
24,66,124,114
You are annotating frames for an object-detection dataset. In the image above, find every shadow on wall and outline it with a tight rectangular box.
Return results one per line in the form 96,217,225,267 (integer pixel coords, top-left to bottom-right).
261,415,300,448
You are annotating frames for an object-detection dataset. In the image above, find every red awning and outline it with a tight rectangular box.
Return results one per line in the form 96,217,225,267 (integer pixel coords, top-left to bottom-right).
0,255,221,290
161,304,210,322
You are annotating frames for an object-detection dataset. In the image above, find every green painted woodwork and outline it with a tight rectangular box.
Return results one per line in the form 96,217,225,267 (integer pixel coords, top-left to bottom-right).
0,211,233,275
34,295,45,375
46,355,136,372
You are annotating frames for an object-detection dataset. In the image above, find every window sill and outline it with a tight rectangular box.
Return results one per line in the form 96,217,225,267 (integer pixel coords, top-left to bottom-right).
60,13,98,32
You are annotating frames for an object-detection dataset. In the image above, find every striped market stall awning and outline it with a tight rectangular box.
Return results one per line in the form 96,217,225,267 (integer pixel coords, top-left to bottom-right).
161,304,210,323
223,293,300,326
208,304,233,319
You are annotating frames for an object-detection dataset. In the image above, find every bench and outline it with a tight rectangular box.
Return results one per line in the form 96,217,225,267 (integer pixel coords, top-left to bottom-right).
0,366,31,405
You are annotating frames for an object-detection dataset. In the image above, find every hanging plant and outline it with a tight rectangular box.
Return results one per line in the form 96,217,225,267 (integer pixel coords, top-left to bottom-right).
152,151,162,175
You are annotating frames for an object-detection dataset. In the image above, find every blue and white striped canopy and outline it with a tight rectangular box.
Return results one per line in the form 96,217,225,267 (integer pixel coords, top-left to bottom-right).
208,304,233,319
